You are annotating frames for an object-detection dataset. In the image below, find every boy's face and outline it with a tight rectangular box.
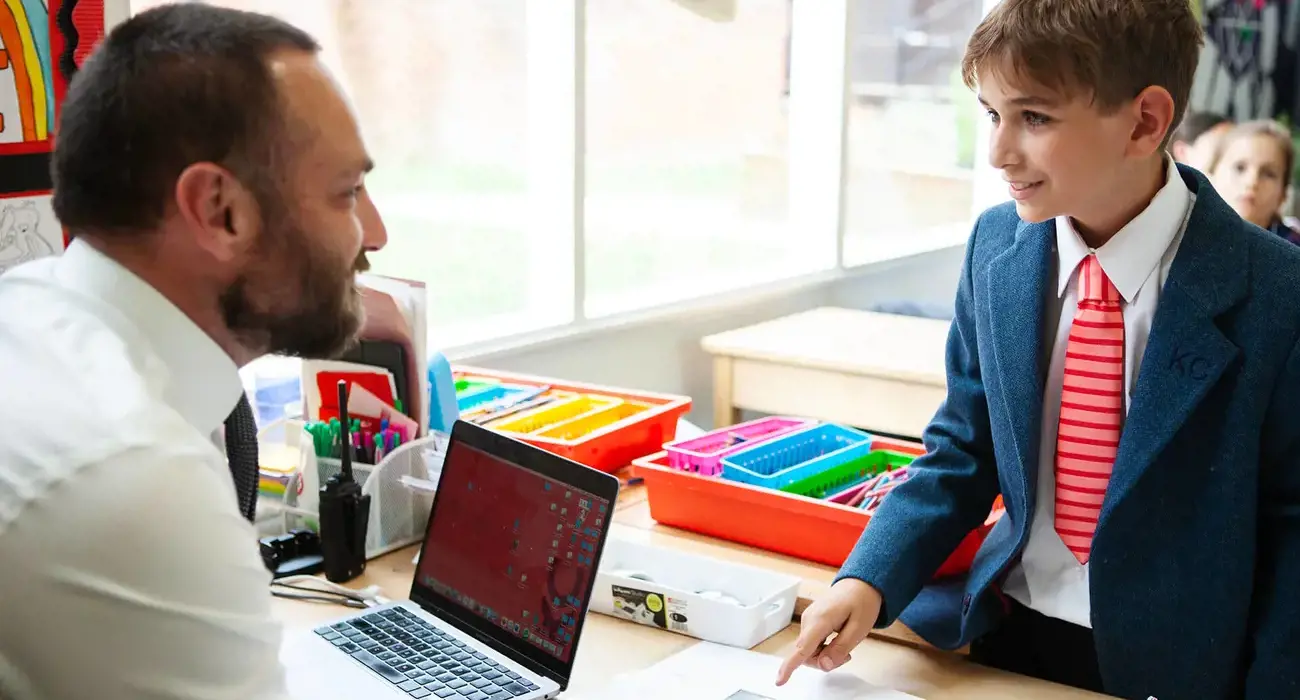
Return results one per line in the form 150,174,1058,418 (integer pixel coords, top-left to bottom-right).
1210,134,1288,229
979,68,1139,230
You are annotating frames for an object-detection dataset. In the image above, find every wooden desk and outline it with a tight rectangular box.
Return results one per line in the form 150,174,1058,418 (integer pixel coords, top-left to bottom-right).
273,547,1110,699
701,308,950,437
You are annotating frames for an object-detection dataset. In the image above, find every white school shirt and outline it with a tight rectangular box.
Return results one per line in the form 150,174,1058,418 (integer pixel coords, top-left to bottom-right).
0,239,291,700
1001,155,1194,628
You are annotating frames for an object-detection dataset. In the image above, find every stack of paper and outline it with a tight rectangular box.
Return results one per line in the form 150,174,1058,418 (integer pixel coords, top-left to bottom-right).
572,641,922,700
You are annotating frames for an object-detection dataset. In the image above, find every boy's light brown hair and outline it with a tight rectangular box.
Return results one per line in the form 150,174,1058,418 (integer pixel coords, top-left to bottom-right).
961,0,1203,148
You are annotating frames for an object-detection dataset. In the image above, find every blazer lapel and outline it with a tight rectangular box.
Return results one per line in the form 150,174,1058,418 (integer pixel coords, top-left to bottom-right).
1101,168,1247,520
985,218,1053,516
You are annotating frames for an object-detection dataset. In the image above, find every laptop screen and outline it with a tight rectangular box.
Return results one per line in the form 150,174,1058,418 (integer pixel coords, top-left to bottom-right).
414,440,612,665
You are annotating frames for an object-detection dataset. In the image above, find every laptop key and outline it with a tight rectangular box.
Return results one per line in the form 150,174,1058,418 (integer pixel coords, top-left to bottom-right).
466,691,489,700
398,680,422,692
502,682,529,695
471,678,493,689
522,680,538,691
349,649,407,685
409,689,432,699
433,689,457,699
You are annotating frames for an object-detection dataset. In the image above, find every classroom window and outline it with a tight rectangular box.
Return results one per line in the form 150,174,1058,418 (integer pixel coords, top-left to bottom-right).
841,0,984,266
129,0,574,346
122,0,988,350
581,0,833,318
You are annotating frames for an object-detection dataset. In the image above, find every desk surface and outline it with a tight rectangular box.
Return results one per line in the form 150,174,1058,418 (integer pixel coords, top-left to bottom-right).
272,546,1109,699
700,307,950,387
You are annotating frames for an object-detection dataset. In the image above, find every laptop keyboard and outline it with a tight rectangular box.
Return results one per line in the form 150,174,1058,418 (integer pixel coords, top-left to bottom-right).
314,607,541,699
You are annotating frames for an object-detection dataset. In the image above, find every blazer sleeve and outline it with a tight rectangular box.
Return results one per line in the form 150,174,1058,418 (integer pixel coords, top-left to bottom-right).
835,212,1002,627
1244,334,1300,698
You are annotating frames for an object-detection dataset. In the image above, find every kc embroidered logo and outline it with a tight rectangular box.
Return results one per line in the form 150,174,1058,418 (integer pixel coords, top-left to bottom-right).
1169,349,1209,381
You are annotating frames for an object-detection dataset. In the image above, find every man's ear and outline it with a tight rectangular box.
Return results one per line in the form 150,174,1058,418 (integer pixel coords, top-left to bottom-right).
173,162,260,262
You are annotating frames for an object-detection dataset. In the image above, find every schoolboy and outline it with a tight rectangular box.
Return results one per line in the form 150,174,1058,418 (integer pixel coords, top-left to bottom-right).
777,1,1300,698
1170,110,1232,172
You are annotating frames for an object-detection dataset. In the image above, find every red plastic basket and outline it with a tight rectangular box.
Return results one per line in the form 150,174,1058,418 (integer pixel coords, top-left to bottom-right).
631,437,1003,577
454,366,692,474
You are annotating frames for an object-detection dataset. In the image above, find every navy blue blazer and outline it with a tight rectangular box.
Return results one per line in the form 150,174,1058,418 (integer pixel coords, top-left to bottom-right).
837,165,1300,700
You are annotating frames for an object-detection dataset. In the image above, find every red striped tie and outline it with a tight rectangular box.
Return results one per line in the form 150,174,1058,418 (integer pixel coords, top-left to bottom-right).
1055,254,1124,564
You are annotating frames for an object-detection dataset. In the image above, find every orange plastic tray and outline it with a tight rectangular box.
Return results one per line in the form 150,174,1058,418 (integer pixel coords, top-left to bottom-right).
454,365,692,474
631,436,1004,577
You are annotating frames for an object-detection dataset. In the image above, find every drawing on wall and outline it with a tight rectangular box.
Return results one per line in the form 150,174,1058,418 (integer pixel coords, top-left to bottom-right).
0,0,53,154
0,193,57,272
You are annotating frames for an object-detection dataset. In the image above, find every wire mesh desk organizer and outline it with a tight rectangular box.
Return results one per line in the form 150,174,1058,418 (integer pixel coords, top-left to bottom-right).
262,421,447,560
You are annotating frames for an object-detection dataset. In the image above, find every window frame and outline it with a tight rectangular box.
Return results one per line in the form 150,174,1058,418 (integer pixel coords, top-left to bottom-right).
112,0,1000,357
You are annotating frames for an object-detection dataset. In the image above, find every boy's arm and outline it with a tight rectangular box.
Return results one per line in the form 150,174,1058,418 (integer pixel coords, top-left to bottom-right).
835,214,1001,627
1244,335,1300,698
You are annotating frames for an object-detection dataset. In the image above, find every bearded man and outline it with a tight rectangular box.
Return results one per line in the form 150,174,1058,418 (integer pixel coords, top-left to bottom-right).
0,4,387,699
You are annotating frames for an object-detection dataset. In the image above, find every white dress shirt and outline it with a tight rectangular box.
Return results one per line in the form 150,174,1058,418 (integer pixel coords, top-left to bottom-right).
1001,155,1195,628
0,239,290,700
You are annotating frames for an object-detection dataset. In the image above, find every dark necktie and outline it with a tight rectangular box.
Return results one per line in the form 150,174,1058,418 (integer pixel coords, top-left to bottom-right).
224,393,260,522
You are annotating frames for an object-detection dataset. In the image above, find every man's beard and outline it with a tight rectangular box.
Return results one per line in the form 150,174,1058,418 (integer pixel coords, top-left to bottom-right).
219,213,367,360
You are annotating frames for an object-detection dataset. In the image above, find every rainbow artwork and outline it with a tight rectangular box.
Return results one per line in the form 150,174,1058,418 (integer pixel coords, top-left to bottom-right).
0,0,53,152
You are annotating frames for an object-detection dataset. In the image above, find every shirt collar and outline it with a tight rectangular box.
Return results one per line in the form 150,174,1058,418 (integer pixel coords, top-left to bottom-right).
55,239,243,435
1054,154,1191,302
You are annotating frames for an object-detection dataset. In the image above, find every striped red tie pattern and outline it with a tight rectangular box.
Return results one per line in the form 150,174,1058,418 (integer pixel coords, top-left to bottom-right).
1055,254,1124,564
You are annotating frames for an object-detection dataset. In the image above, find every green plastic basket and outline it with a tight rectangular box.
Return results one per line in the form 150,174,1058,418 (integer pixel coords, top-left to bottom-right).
455,378,497,394
780,450,915,500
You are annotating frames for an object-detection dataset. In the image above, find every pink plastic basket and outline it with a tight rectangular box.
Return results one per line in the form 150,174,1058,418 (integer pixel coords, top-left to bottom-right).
663,416,814,476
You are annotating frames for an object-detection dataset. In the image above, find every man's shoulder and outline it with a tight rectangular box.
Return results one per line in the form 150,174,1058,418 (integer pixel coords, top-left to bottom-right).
0,294,216,531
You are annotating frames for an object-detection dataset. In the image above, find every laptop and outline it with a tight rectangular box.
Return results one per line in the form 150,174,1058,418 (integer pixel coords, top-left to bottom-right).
281,419,621,699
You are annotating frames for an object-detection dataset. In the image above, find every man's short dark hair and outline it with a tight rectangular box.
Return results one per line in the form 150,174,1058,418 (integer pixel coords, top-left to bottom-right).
51,3,320,236
1174,111,1232,146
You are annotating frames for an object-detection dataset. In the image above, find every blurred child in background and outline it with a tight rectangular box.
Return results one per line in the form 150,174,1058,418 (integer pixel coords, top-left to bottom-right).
1170,110,1232,171
1208,119,1300,245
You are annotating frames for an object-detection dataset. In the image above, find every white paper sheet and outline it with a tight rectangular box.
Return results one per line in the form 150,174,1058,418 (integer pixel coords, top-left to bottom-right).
0,194,61,275
570,641,922,700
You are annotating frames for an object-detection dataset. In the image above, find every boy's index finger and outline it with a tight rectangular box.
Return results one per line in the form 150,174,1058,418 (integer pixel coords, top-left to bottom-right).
774,650,805,686
775,618,829,685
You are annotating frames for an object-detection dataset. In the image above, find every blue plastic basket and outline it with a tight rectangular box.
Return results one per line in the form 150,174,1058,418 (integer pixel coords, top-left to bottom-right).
720,423,873,489
457,383,534,413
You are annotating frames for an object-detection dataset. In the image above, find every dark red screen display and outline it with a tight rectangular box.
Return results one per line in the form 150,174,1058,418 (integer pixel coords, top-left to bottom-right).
416,443,609,663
